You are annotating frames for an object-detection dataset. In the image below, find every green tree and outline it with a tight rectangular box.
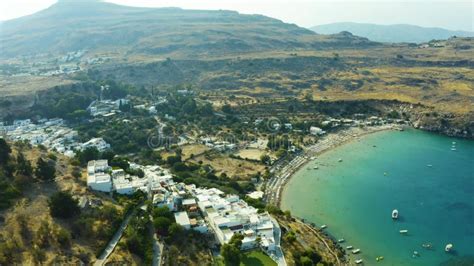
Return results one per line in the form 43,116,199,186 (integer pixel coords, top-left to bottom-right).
168,223,184,238
76,147,100,165
16,152,32,177
0,139,11,165
260,154,271,165
48,191,80,219
153,217,172,234
35,158,56,180
221,233,244,266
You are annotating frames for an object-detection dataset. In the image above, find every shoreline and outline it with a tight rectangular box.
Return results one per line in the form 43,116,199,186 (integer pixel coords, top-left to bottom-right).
264,124,402,264
265,124,401,207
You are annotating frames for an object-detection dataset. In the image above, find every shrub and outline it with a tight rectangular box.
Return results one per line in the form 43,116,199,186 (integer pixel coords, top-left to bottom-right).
48,191,80,219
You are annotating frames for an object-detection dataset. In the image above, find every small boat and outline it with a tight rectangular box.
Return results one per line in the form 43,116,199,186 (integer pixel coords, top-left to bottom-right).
352,249,361,254
338,238,345,243
346,246,353,250
392,209,399,219
452,142,456,145
427,164,432,167
451,148,457,151
384,172,388,176
376,256,384,261
412,251,420,258
310,156,316,160
422,243,433,249
355,259,363,264
338,158,343,162
320,224,327,229
313,166,319,170
400,229,408,234
445,243,453,252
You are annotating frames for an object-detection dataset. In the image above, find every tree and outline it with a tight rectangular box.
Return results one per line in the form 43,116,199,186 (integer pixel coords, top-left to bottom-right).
16,152,32,177
221,243,240,266
0,139,11,165
222,104,232,114
76,147,100,165
35,158,56,180
260,154,271,165
221,234,243,266
48,191,80,219
299,256,312,266
152,206,173,219
153,217,172,235
167,223,184,239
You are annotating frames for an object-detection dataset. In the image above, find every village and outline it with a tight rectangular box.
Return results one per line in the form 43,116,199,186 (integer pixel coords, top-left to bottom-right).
0,118,110,157
86,158,285,265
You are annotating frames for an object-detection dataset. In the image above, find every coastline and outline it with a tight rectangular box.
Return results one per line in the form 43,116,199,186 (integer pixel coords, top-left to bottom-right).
264,124,402,264
265,123,401,208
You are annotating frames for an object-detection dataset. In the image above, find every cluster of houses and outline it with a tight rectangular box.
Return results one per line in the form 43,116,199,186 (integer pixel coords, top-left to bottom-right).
87,160,173,195
86,159,282,257
87,98,129,117
0,118,110,157
191,187,279,251
200,137,238,152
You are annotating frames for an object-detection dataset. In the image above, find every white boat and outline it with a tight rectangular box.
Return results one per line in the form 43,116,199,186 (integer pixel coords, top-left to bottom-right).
445,243,453,252
392,209,399,219
352,249,361,254
422,243,433,249
313,166,319,170
400,229,408,234
355,259,363,264
338,158,343,162
320,224,327,229
452,142,456,145
338,238,345,243
346,246,353,250
451,148,457,151
427,164,432,167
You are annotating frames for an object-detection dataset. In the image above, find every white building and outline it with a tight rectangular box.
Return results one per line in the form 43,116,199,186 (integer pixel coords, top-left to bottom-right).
310,126,325,136
87,160,112,192
191,188,278,252
82,138,110,152
174,211,191,229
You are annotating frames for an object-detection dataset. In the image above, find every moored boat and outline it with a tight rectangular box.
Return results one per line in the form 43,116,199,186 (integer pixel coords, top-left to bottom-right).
346,245,353,250
400,229,408,234
355,259,363,264
352,249,361,254
392,209,399,219
445,243,453,252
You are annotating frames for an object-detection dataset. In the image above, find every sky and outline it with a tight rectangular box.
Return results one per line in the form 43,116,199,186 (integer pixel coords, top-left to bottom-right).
0,0,472,31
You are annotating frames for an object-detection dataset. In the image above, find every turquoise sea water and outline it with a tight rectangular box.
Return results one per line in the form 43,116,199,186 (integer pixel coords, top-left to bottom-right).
281,129,474,266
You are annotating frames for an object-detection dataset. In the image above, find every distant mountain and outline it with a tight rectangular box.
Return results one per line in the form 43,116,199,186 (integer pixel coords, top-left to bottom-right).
311,22,474,43
0,0,377,59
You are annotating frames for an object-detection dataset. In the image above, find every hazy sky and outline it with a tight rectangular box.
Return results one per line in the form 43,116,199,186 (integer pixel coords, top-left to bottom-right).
0,0,472,31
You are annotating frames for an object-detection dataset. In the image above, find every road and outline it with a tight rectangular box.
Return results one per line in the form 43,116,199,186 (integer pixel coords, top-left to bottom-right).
94,208,137,266
148,215,164,266
269,216,287,266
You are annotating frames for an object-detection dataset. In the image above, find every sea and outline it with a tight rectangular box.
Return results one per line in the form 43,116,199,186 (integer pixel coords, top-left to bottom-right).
281,128,474,265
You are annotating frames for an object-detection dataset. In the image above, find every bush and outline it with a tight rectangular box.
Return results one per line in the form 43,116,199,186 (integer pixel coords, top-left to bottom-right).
48,191,80,219
0,139,11,165
35,158,56,180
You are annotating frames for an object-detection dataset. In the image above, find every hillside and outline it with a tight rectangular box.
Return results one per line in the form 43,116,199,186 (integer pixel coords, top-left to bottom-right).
0,0,376,59
311,22,474,43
